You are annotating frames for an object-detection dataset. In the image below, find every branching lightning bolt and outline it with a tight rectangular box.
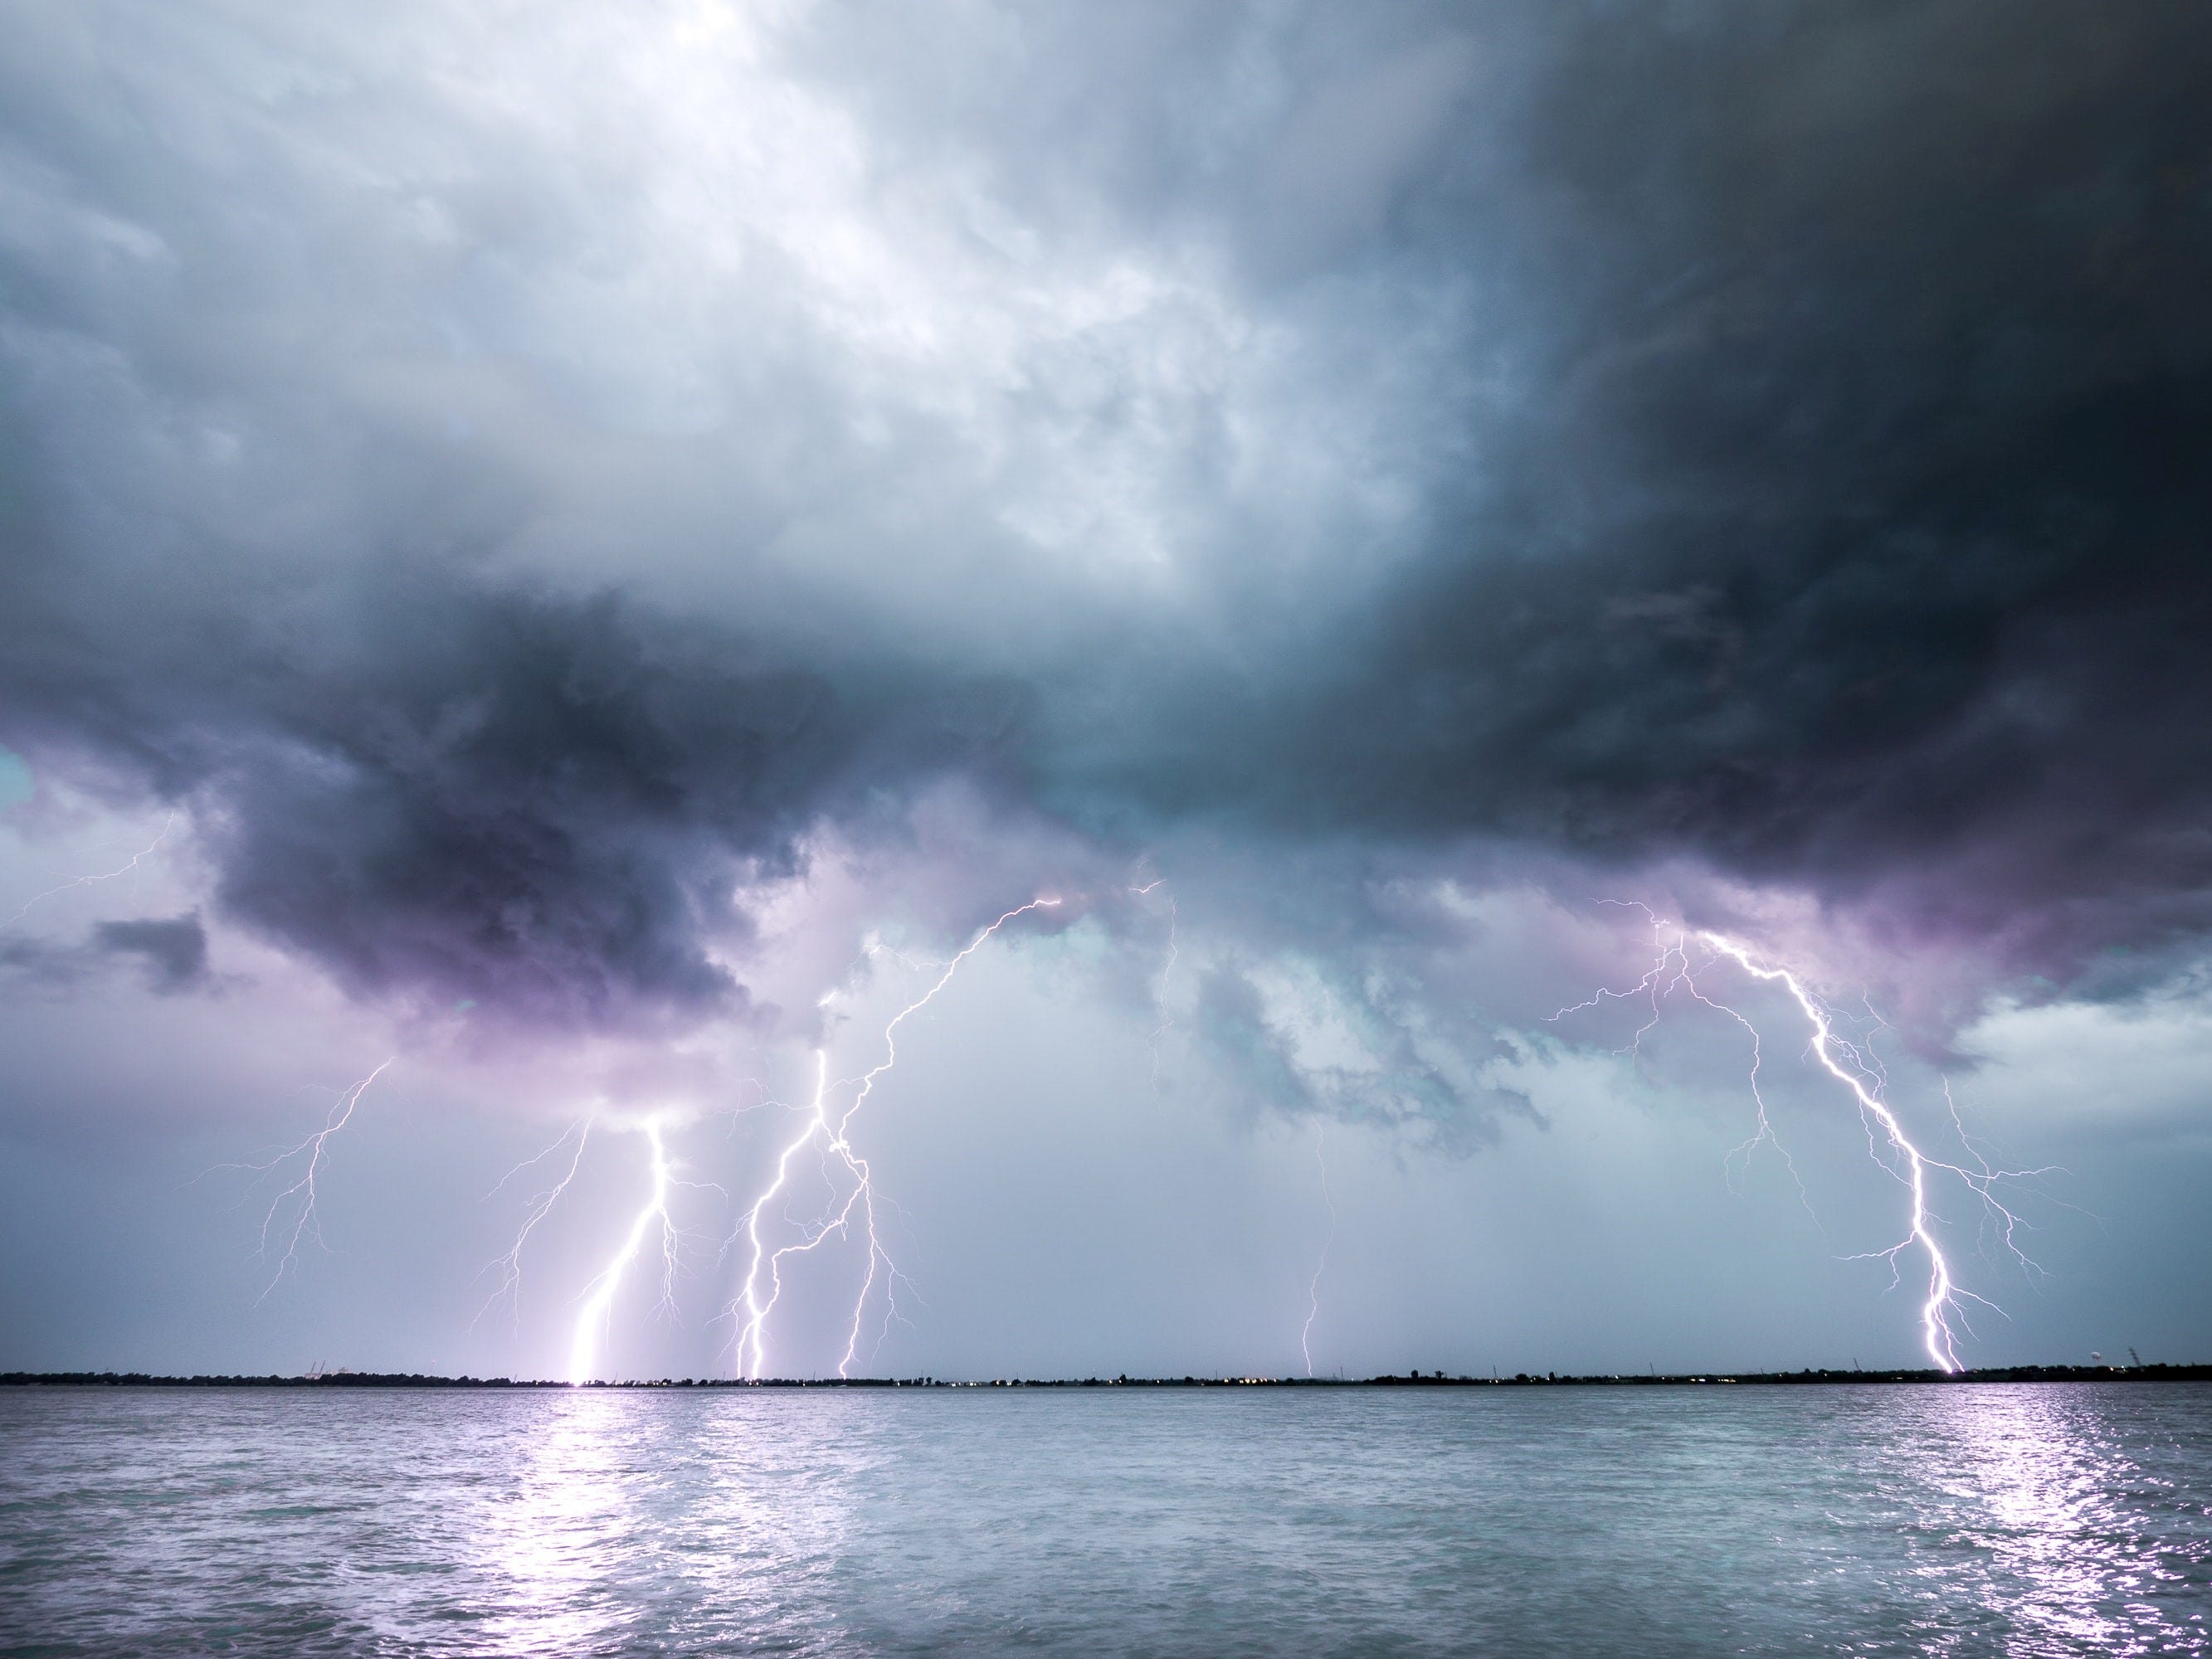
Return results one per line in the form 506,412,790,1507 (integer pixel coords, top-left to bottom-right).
224,1058,396,1300
1557,907,2053,1371
5,813,178,927
567,1122,679,1385
475,1119,592,1327
1301,1121,1335,1378
728,898,1059,1380
1697,931,2029,1370
1555,906,1811,1210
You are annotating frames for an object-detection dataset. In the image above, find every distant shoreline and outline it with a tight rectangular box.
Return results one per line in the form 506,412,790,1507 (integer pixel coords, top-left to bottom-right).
5,1364,2208,1390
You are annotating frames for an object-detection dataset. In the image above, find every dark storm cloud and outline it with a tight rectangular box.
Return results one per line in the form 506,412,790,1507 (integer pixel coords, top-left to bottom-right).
176,588,1026,1028
2,555,1026,1028
2,912,205,995
2,0,2209,1035
1074,1,2212,980
91,912,208,993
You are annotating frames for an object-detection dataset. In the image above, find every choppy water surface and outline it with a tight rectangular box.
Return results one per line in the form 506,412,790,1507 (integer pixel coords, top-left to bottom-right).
2,1384,2208,1657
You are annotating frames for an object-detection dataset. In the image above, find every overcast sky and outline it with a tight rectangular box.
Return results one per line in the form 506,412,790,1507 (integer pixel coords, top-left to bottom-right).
3,0,2209,1380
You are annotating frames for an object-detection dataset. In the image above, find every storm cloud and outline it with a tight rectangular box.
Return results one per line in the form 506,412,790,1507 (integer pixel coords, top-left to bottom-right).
2,0,2208,1036
1039,1,2212,982
7,0,2212,1384
92,911,209,993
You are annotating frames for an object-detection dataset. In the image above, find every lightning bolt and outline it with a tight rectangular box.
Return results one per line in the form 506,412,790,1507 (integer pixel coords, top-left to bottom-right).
728,1048,832,1382
728,897,1059,1380
1301,1121,1335,1378
567,1121,678,1386
1130,878,1177,1088
1557,908,2050,1371
222,1058,396,1300
5,812,178,926
475,1119,592,1327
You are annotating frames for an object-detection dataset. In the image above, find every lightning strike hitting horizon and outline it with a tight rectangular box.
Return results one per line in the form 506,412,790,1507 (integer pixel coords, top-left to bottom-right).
567,1121,678,1386
1301,1121,1335,1379
728,898,1060,1380
232,1058,395,1299
726,1049,855,1383
1556,909,2048,1371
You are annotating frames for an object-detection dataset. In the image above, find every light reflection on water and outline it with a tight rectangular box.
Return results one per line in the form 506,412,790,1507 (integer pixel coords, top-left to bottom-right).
1899,1386,2206,1656
479,1396,641,1654
2,1384,2207,1656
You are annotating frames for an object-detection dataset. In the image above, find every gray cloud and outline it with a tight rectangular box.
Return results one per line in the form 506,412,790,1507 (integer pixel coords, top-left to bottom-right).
1029,0,2212,984
2,558,1029,1027
2,911,207,996
0,0,2206,1044
91,911,208,993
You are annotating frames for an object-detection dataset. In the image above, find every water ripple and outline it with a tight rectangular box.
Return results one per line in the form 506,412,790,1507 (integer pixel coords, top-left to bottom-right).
2,1384,2208,1656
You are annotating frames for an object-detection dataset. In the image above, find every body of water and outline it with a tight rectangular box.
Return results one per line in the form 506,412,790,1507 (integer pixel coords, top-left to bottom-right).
2,1383,2208,1656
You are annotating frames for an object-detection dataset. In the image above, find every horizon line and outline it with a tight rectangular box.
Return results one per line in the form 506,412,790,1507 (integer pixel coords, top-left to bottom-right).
6,1361,2208,1391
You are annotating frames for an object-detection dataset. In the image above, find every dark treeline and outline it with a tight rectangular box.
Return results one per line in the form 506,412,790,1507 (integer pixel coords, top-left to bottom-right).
4,1365,2209,1390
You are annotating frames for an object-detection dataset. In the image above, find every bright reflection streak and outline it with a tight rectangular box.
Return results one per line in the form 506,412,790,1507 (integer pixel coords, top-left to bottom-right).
1901,1387,2189,1655
478,1394,639,1656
